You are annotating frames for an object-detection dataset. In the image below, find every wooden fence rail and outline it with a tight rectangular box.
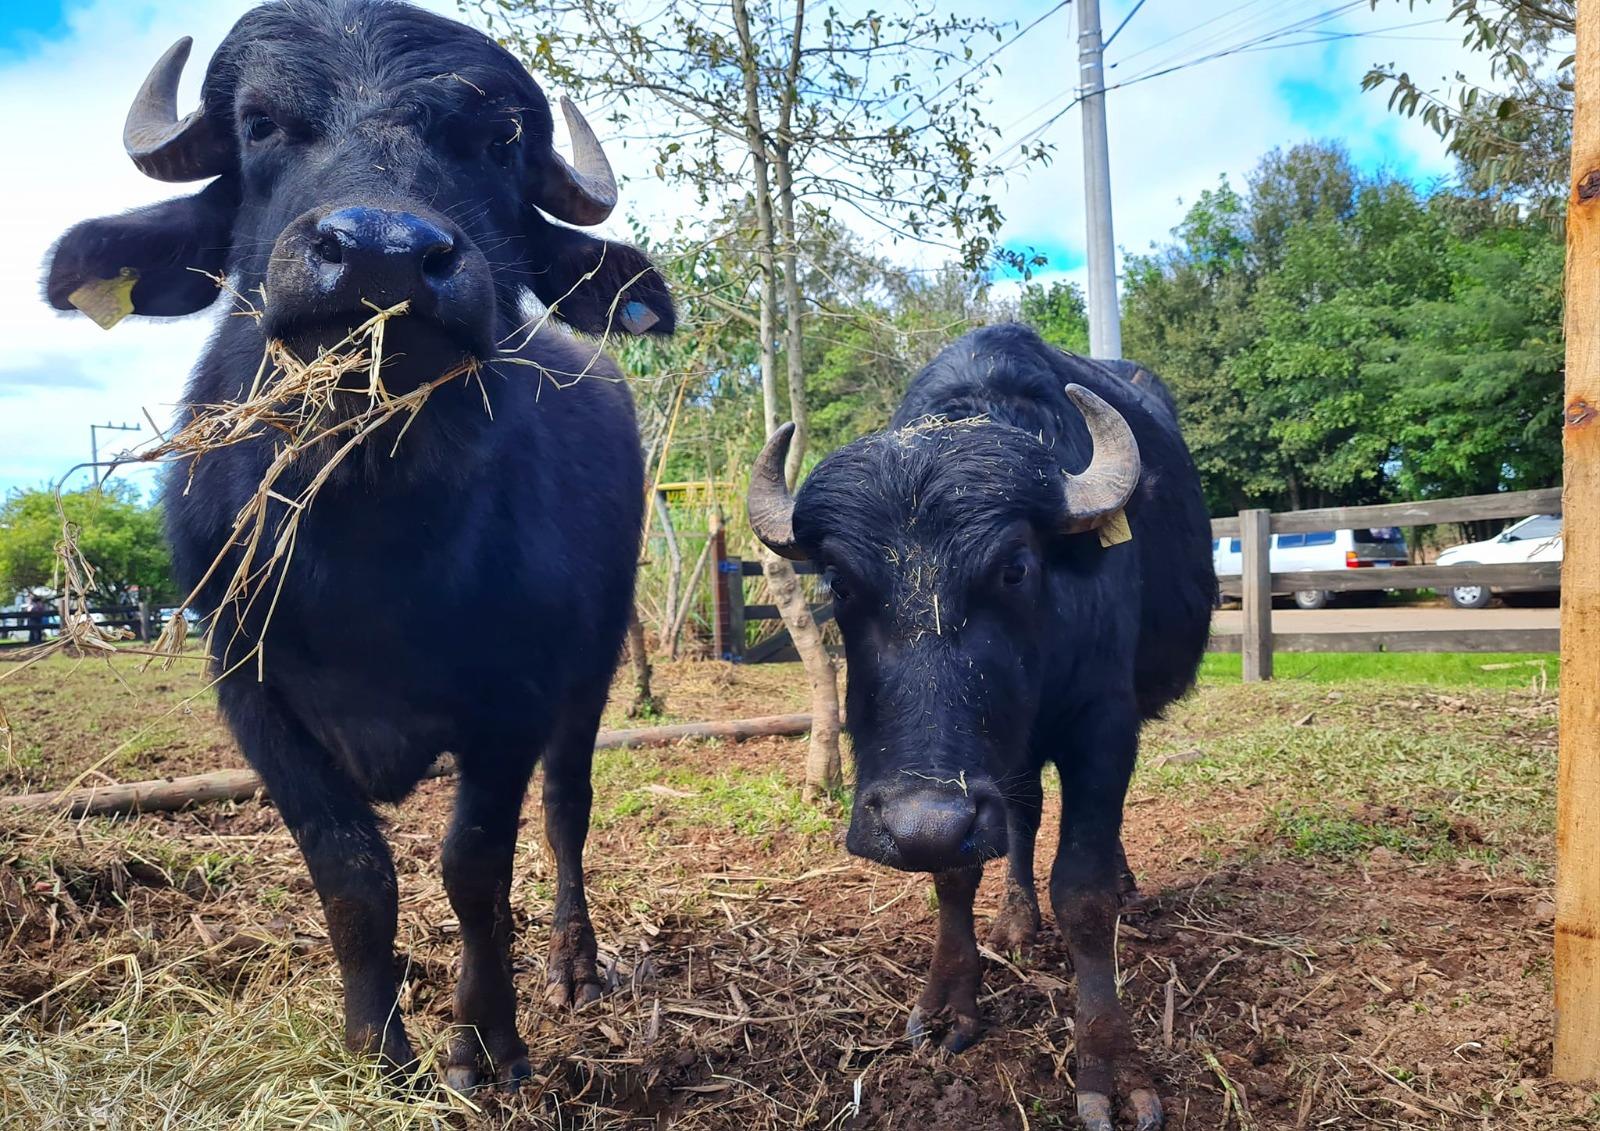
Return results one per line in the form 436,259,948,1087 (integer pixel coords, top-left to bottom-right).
0,602,161,647
710,552,837,664
1210,486,1563,537
708,487,1561,671
1216,487,1562,678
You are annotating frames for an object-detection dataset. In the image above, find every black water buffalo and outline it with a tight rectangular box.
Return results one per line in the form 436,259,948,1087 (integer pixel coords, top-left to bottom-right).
45,0,674,1088
747,324,1213,1130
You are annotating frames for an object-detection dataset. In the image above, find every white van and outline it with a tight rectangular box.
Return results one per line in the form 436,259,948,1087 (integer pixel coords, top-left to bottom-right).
1213,527,1410,609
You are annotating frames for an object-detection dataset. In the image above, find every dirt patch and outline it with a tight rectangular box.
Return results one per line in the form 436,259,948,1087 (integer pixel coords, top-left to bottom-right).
1,662,1594,1129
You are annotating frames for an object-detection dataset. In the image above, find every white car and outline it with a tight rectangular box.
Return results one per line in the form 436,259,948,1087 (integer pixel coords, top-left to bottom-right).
1434,514,1563,609
1213,527,1410,609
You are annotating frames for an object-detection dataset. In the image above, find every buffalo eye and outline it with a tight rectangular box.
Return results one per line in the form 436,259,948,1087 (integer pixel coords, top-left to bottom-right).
488,122,522,167
824,567,852,605
243,114,279,143
999,557,1029,588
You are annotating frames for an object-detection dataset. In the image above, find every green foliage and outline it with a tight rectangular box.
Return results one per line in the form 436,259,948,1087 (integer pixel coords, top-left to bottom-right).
1122,141,1564,514
1363,0,1574,224
1019,281,1090,354
0,483,173,602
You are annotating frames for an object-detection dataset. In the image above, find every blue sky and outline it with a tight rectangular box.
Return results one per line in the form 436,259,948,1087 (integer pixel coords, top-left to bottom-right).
0,0,1493,497
0,2,70,54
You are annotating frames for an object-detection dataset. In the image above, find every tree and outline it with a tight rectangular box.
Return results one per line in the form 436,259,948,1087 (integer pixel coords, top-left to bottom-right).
1019,280,1090,354
1121,141,1564,513
0,484,172,603
1364,0,1575,222
486,0,1031,798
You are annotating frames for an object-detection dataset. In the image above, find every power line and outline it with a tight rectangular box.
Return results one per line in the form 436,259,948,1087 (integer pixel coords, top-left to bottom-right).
995,1,1412,164
1102,0,1149,52
1108,0,1278,71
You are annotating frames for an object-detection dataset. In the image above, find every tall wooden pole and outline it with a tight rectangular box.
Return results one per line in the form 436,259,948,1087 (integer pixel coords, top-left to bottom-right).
1555,0,1600,1084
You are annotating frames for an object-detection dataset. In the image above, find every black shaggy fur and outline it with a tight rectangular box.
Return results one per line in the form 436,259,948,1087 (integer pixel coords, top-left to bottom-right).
44,0,672,1086
781,323,1212,1116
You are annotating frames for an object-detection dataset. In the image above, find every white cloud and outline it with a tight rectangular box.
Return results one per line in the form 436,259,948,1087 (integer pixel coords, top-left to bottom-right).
0,0,1498,495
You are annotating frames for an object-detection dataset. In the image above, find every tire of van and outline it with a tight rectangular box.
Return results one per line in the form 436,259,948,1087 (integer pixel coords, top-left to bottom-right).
1293,589,1330,610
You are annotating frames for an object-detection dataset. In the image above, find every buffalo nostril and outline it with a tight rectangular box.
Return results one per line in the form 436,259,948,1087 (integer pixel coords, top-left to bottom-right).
421,240,457,279
312,233,346,266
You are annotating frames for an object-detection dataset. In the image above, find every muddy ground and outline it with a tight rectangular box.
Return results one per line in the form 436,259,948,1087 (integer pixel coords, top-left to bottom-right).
0,654,1593,1129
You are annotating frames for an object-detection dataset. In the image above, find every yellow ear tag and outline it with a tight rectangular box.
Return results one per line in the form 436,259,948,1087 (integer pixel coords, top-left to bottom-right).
1098,508,1133,549
68,268,139,330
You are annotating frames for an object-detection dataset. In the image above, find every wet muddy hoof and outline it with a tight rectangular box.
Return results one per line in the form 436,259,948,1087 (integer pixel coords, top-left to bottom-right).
545,973,604,1009
986,898,1040,953
906,1004,982,1054
1130,1087,1164,1130
1076,1091,1114,1131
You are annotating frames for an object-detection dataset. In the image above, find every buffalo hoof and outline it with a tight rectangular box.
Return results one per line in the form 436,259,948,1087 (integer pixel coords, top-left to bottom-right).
1131,1088,1165,1130
545,971,603,1009
986,887,1041,953
443,1053,532,1095
546,918,604,1009
906,1003,982,1054
1074,1088,1163,1131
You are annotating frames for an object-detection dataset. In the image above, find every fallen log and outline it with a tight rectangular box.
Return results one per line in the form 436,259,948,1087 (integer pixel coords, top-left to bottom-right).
1,711,818,819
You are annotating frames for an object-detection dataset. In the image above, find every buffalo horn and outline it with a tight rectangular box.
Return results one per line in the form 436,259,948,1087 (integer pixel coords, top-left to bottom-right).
531,96,619,226
747,422,807,560
123,37,231,182
1060,384,1141,533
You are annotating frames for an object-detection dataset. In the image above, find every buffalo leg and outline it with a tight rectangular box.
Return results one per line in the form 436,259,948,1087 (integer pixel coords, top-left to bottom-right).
441,753,537,1091
227,694,414,1069
907,865,983,1053
542,698,605,1009
988,773,1043,951
1051,705,1163,1131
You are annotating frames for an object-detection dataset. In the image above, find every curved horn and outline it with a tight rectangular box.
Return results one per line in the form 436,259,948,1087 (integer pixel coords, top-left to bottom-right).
530,96,619,226
123,37,231,182
746,422,807,560
1060,384,1141,533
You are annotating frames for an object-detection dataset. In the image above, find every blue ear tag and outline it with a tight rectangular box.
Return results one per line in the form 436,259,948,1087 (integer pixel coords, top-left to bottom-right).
619,300,659,334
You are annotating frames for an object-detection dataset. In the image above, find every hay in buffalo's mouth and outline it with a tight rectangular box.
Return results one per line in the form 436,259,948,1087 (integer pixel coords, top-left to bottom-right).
146,299,482,674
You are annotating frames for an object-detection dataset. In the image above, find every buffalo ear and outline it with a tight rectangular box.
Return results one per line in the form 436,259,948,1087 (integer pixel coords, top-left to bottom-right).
46,177,238,323
527,220,675,337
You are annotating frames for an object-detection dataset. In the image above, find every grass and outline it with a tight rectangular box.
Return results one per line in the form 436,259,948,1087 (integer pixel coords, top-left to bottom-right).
1138,676,1557,875
1199,650,1558,688
592,747,841,838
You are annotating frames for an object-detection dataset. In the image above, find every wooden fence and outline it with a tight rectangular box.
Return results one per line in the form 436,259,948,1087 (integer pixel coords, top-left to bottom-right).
709,532,833,663
0,602,160,648
1213,486,1563,679
711,486,1562,671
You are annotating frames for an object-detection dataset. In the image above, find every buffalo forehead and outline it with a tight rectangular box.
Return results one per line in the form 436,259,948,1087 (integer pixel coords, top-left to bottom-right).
805,423,1056,537
217,1,547,137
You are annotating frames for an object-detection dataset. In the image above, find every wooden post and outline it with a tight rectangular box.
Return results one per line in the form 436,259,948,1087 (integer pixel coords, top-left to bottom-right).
137,598,152,643
1556,1,1600,1083
709,513,743,662
1240,508,1273,682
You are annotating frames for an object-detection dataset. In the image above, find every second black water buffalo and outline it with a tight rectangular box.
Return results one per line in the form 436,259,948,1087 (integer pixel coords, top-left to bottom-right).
45,0,674,1089
747,324,1214,1130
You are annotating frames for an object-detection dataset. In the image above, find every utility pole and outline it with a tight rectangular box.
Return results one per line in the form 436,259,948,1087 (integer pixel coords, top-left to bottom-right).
89,422,141,489
1077,0,1121,360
